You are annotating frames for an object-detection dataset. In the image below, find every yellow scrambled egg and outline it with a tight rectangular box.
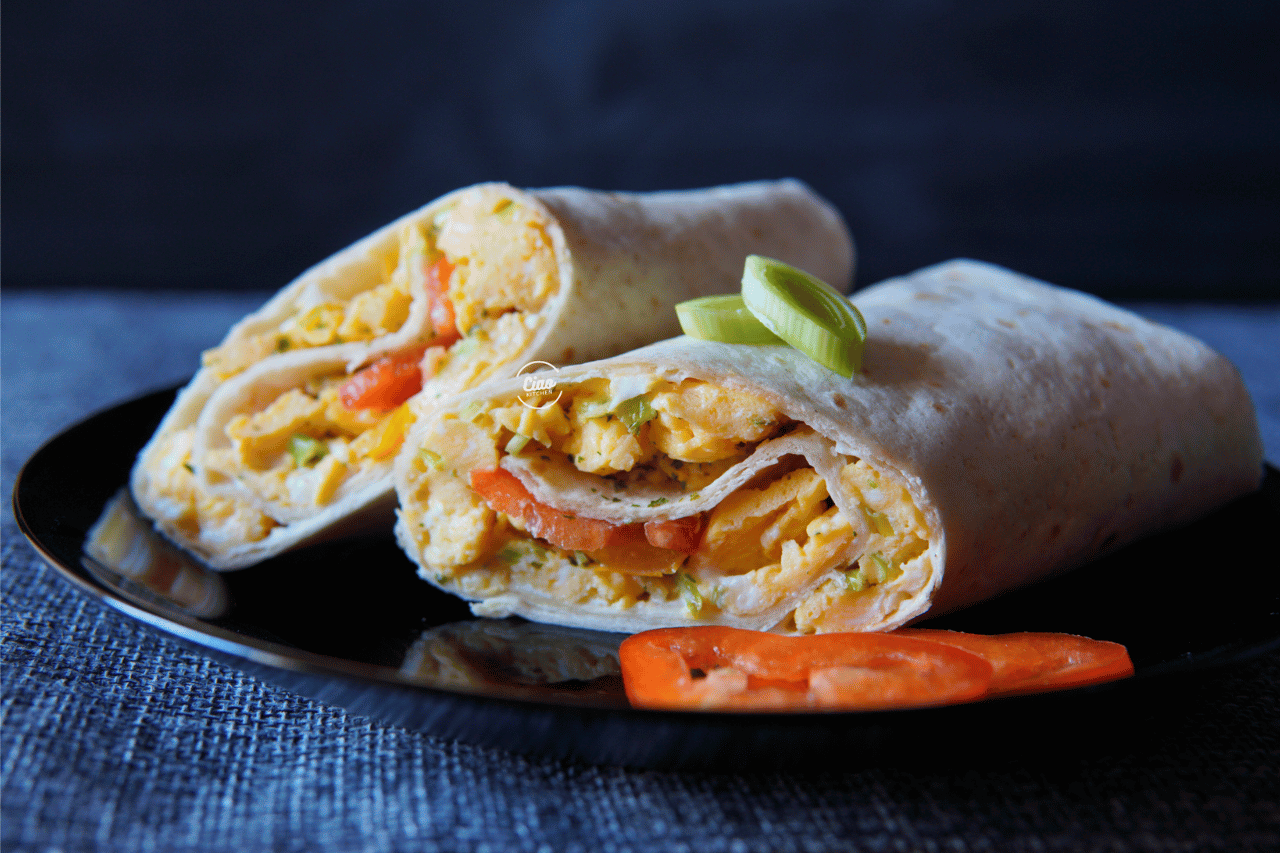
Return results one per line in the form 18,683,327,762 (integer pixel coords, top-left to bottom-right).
158,191,563,546
401,377,933,631
200,190,560,388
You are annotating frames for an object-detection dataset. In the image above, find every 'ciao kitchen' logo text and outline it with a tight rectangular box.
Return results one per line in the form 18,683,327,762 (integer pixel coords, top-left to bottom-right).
515,361,562,409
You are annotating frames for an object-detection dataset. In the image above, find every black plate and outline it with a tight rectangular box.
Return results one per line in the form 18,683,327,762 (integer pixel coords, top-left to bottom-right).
13,386,1280,770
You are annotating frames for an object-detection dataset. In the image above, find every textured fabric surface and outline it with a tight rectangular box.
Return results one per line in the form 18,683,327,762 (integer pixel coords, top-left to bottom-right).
3,292,1279,852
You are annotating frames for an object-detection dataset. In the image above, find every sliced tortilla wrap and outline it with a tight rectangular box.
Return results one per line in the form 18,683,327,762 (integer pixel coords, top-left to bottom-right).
394,259,1263,634
131,179,853,569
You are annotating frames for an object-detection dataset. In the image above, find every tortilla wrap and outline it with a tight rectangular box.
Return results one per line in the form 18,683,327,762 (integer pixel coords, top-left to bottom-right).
394,259,1262,634
131,180,853,569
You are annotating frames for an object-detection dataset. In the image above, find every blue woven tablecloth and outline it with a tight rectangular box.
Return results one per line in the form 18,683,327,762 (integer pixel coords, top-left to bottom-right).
4,291,1278,852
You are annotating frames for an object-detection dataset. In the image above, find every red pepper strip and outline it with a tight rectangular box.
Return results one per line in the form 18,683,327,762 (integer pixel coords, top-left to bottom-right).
643,515,703,554
471,467,626,552
469,467,704,561
895,629,1134,695
425,256,461,344
619,626,993,712
339,344,428,411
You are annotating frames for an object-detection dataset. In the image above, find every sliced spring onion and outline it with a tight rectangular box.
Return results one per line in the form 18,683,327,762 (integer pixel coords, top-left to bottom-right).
862,507,895,537
866,551,892,584
677,572,704,617
740,255,867,378
576,398,613,420
288,434,327,468
675,294,783,345
615,395,657,435
843,569,865,593
505,434,531,455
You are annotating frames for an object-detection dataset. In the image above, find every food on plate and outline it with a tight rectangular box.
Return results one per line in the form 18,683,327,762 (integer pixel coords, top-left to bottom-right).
618,626,1134,712
618,626,994,711
400,618,625,704
84,489,230,619
894,629,1134,694
394,259,1262,633
130,180,854,569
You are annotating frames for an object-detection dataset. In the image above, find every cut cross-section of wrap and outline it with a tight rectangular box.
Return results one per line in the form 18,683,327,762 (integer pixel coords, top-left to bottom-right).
131,180,854,569
394,259,1263,634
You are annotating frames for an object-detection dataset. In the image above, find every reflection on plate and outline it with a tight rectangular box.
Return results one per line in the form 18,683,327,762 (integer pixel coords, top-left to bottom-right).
14,386,1280,769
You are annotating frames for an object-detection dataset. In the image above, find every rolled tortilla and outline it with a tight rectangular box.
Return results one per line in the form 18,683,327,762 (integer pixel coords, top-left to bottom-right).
394,259,1263,634
131,180,853,569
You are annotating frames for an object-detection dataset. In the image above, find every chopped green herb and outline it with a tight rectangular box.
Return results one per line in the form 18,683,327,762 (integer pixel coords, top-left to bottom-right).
418,448,444,470
182,462,195,474
648,497,668,508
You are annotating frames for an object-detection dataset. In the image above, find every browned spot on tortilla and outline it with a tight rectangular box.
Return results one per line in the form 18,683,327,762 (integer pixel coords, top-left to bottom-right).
1047,524,1061,542
1104,321,1133,333
1100,376,1111,388
1170,453,1184,483
562,347,576,362
831,393,848,409
997,318,1016,329
933,402,947,414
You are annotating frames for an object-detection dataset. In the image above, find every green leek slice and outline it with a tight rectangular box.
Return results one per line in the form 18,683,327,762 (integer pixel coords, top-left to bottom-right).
741,255,867,378
677,572,704,617
289,434,327,467
675,294,783,345
615,395,657,435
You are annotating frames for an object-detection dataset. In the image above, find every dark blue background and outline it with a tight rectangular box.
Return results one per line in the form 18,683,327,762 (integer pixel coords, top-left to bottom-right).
4,1,1278,298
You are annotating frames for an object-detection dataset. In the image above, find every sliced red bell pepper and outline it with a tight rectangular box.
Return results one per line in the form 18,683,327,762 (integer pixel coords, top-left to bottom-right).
339,344,429,411
894,629,1134,695
643,515,704,554
425,256,461,344
469,467,704,564
619,626,994,712
470,467,626,552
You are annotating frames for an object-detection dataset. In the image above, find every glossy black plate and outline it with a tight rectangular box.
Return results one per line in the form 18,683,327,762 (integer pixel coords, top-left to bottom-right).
13,386,1280,770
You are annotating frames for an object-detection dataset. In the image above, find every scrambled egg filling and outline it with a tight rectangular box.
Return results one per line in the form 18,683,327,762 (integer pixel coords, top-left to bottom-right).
199,191,560,389
156,192,562,546
142,428,279,547
403,378,932,631
202,373,412,515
